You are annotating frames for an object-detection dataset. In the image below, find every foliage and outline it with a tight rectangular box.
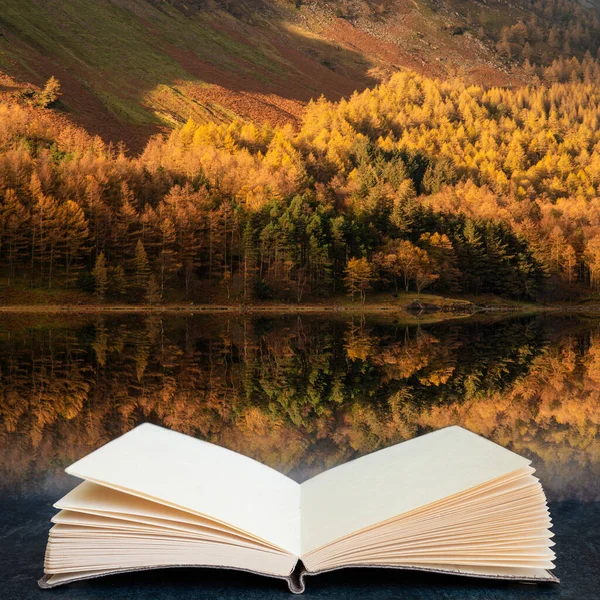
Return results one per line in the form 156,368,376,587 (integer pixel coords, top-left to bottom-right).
36,77,62,108
92,252,108,300
9,62,600,301
344,257,373,302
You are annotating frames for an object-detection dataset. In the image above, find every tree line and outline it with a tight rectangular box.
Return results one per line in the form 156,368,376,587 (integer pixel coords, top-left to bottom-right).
6,60,600,302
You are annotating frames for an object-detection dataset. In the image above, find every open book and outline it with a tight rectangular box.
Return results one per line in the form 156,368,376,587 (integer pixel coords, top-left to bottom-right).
39,424,558,593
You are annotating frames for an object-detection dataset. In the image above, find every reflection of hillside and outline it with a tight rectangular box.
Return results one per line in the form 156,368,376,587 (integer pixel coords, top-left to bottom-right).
0,316,598,502
337,334,600,502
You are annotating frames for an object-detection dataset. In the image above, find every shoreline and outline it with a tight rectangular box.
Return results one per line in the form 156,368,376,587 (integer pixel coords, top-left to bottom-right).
0,303,562,314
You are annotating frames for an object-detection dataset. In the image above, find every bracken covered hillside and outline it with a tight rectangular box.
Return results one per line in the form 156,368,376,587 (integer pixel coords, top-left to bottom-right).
1,0,600,149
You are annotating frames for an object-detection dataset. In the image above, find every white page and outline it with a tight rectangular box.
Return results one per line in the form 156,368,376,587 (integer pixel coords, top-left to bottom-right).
65,424,301,555
56,481,262,537
300,426,531,555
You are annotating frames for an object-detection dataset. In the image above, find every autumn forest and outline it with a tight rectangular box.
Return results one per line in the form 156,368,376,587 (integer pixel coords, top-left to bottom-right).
5,54,600,304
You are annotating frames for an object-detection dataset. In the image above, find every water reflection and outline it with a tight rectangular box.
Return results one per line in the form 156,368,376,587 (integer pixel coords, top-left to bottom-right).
0,313,598,502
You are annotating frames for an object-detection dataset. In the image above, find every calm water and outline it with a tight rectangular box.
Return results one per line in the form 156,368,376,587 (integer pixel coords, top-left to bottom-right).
0,313,599,598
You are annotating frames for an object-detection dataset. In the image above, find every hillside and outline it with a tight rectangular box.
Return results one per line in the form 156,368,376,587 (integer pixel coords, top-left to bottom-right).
3,65,600,304
1,0,600,150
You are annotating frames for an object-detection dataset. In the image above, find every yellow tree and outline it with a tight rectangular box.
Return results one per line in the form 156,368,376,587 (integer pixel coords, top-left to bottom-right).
57,200,89,287
345,257,373,303
548,226,568,275
92,252,108,301
37,76,61,108
0,189,29,286
560,244,577,285
419,232,460,292
157,218,181,299
414,254,439,294
584,235,600,290
375,239,432,292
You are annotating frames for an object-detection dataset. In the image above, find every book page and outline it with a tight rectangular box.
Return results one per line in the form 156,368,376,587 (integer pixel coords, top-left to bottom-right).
55,481,285,550
65,424,301,555
300,426,531,555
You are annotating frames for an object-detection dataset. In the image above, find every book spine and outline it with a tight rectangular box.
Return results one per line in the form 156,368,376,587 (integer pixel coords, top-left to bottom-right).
286,564,307,594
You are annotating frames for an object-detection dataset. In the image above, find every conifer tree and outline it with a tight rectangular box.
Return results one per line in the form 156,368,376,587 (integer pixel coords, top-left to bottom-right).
457,220,486,295
584,236,600,290
0,190,29,286
561,245,577,285
157,218,181,298
146,275,161,305
31,194,59,288
37,76,61,108
58,200,89,287
130,239,151,299
108,265,127,299
92,252,108,301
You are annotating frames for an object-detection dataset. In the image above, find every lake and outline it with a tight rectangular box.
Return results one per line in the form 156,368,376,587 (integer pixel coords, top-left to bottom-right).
0,312,598,598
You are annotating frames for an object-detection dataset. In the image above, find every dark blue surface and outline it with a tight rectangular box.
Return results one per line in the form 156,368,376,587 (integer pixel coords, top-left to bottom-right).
1,500,598,599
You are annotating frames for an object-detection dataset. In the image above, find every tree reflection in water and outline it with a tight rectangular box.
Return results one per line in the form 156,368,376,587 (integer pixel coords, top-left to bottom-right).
0,314,598,502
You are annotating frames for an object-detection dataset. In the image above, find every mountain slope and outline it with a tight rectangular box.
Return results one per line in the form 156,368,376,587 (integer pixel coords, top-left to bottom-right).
0,0,599,150
0,0,375,149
